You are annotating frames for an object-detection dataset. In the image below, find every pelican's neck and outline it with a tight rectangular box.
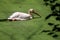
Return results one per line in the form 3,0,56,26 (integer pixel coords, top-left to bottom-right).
28,11,32,15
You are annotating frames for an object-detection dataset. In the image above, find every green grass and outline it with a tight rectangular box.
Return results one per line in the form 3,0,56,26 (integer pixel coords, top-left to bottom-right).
0,0,60,40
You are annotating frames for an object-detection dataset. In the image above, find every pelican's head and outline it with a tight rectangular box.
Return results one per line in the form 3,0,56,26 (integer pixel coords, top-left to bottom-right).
28,8,41,17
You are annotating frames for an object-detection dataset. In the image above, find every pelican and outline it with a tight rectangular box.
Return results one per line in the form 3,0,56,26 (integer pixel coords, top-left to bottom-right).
8,9,41,21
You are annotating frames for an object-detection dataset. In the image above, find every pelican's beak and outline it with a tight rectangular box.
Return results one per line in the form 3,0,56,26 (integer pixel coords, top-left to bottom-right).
33,12,41,17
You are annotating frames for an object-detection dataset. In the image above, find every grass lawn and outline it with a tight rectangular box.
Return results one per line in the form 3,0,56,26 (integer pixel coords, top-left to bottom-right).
0,0,60,40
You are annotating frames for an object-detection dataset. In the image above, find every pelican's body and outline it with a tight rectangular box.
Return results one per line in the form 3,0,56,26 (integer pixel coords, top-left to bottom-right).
8,12,32,20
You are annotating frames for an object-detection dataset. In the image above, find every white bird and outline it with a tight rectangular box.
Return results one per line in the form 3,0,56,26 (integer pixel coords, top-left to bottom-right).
8,9,41,21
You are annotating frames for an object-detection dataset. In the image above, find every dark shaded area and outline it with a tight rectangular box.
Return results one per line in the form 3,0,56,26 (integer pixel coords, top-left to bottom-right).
45,9,60,20
42,23,60,38
43,0,49,6
0,19,8,22
50,3,60,11
42,30,57,38
56,28,60,32
42,29,58,38
44,0,49,2
45,13,52,20
44,2,49,6
41,30,54,35
56,16,60,21
43,0,60,38
43,0,60,21
48,23,60,32
42,30,54,35
52,34,58,38
43,0,57,6
52,24,60,32
52,24,59,31
50,0,57,3
48,32,54,35
0,19,16,22
48,23,54,26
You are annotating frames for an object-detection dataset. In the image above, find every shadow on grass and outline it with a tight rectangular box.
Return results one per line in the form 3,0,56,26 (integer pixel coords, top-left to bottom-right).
0,17,41,22
0,19,8,22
